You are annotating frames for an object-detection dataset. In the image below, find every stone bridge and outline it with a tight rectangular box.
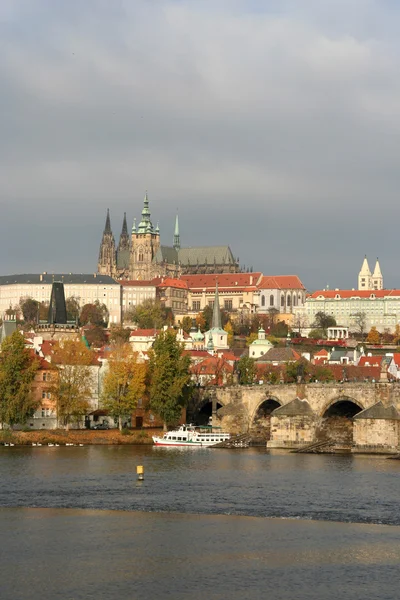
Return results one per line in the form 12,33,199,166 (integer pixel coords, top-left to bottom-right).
189,382,400,453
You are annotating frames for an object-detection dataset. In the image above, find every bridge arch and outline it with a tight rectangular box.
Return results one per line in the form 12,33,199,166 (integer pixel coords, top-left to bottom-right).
318,396,364,445
192,394,226,425
251,396,282,439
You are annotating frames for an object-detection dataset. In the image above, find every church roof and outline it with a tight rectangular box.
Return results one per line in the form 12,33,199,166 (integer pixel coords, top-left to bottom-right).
178,246,236,266
181,272,262,290
257,275,305,290
154,246,179,265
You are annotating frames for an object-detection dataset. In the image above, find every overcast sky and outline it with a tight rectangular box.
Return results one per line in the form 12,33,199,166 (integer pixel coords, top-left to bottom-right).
1,0,400,291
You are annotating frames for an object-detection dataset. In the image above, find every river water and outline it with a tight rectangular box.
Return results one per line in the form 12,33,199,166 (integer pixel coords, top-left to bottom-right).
0,446,399,599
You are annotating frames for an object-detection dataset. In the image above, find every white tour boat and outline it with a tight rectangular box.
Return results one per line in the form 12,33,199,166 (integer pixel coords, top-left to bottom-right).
152,424,230,447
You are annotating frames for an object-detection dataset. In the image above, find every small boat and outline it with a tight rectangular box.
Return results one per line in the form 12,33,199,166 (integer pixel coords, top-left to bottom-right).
152,424,230,447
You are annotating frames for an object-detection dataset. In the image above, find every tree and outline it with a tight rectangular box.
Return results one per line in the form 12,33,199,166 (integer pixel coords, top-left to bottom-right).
0,331,39,428
351,311,367,340
51,340,94,429
382,329,394,344
80,301,108,327
285,358,310,383
224,321,234,347
393,324,400,345
237,356,256,385
125,299,169,329
246,332,258,346
109,325,131,346
366,326,380,344
66,296,80,322
101,344,147,430
312,312,336,337
310,365,334,383
38,301,49,321
267,307,280,328
201,305,213,331
270,320,289,338
292,313,308,336
20,297,39,323
84,325,108,348
195,311,206,332
181,316,193,334
148,330,192,429
308,328,325,339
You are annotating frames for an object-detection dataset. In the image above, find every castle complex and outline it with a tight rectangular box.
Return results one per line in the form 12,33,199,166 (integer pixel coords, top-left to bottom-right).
98,193,240,280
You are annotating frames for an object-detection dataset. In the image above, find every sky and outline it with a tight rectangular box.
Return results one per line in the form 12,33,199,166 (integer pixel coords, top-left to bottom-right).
1,0,400,291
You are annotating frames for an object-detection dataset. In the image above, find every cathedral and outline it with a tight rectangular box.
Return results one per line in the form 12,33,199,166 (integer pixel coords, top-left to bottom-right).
358,256,383,290
97,193,240,280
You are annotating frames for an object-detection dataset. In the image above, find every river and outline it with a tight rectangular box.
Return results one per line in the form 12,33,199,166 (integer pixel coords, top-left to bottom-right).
0,446,399,599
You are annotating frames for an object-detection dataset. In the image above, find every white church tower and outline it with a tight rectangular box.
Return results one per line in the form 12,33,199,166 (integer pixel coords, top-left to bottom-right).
358,256,383,291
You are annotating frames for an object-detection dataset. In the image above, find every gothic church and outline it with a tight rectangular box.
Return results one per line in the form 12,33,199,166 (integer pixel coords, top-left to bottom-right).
98,193,240,280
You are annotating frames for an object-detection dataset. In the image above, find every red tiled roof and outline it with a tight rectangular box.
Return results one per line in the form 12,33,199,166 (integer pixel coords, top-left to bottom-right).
257,275,305,290
129,329,159,337
391,353,400,366
358,355,384,367
314,349,329,357
153,277,188,289
40,340,56,356
190,356,234,375
181,273,262,290
309,289,400,299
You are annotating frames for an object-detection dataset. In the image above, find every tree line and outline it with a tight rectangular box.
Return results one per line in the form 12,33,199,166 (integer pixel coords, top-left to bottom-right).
0,330,191,432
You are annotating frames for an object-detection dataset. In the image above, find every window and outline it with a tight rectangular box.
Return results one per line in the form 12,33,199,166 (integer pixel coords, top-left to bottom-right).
281,295,285,307
270,295,274,306
137,398,143,407
287,295,291,307
42,391,46,399
208,301,214,308
192,301,200,311
43,373,47,381
261,296,265,307
224,299,233,310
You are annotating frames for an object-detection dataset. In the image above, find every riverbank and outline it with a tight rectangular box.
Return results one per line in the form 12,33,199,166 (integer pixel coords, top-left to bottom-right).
0,428,159,446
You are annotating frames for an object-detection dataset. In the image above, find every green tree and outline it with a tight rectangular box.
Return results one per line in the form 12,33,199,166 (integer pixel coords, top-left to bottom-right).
66,296,80,322
51,340,94,429
101,344,147,430
285,358,310,383
246,332,258,346
20,297,39,323
181,316,193,334
308,328,325,339
237,356,256,385
270,320,289,338
310,365,334,383
312,312,336,337
80,300,108,327
148,330,192,429
38,301,49,321
0,331,39,427
201,305,213,331
125,299,169,329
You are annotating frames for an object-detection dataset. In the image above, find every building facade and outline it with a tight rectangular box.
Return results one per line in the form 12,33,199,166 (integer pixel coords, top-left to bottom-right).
0,274,122,325
97,193,240,280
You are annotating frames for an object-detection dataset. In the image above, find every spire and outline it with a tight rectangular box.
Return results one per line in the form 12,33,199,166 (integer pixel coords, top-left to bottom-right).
132,218,136,233
358,255,372,290
212,280,222,330
137,191,154,234
173,212,180,250
121,212,128,236
207,330,214,353
104,208,112,234
360,255,371,276
118,212,130,252
373,258,382,278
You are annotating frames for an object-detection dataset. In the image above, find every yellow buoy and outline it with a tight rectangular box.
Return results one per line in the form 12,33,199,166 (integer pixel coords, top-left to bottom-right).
136,465,144,480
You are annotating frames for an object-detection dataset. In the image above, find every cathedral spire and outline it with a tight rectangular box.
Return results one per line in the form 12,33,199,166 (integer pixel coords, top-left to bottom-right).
372,257,383,290
173,212,180,250
104,208,112,234
137,191,154,234
118,212,130,252
212,280,222,330
121,212,128,236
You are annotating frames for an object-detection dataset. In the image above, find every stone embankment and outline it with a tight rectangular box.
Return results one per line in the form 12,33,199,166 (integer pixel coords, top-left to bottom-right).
0,428,158,446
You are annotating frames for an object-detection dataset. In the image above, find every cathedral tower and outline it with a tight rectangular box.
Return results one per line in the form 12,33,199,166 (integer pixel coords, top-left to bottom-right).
98,209,116,276
129,193,161,280
372,258,383,290
358,256,372,290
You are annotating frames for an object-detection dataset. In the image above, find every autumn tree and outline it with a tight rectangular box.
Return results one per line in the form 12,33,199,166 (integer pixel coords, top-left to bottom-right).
125,298,170,329
224,321,234,347
366,326,380,344
292,313,308,336
20,297,39,323
351,311,367,340
38,301,49,321
148,329,192,429
237,356,256,385
285,358,310,383
101,344,147,430
246,332,258,346
195,311,206,331
51,339,94,429
66,296,80,322
80,300,108,327
83,325,108,348
109,325,131,346
270,320,289,338
0,331,39,428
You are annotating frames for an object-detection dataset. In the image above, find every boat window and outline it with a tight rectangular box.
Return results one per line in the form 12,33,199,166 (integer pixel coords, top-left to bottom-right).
177,437,181,441
172,436,176,440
